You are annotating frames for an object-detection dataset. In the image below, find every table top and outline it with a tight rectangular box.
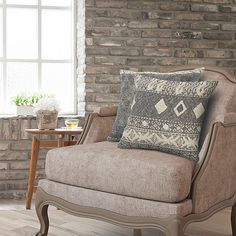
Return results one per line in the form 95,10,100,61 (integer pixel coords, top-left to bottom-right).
25,128,83,135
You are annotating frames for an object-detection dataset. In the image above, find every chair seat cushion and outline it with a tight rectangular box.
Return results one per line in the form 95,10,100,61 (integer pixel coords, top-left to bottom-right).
45,141,195,203
39,179,193,218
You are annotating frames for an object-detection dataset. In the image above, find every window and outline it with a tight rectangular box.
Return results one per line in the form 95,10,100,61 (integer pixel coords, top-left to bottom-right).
0,0,76,114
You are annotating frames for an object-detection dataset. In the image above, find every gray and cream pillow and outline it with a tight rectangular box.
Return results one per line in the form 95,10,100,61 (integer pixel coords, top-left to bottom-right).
107,68,205,142
118,76,218,161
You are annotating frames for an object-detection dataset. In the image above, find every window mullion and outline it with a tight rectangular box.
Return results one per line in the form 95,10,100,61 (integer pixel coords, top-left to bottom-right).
38,0,42,89
2,0,6,107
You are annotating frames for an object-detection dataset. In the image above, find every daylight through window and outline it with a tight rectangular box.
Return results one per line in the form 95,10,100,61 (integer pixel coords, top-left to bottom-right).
0,0,76,114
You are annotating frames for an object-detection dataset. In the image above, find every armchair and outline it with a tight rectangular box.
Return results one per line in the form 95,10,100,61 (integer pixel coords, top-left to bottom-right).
35,66,236,236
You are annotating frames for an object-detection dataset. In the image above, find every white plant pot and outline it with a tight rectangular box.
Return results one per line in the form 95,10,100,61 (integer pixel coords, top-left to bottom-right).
17,106,34,116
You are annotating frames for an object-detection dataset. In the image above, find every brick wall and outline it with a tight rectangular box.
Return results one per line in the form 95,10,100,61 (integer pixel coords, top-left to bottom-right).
0,117,66,199
85,0,236,112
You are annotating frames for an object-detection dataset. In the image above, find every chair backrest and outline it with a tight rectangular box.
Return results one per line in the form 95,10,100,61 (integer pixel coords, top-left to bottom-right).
78,113,116,144
166,66,236,146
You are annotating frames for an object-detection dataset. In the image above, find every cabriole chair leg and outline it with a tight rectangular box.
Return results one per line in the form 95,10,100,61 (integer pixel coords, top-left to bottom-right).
166,218,184,236
35,204,49,236
133,229,142,236
232,202,236,236
35,189,49,236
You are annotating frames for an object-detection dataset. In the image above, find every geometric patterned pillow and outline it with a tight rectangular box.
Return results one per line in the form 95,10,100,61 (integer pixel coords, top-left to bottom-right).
118,75,218,161
107,68,205,142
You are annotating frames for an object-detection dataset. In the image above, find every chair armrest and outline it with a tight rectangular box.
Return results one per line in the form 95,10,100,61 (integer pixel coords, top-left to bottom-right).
213,112,236,125
94,106,118,117
78,106,117,144
191,112,236,213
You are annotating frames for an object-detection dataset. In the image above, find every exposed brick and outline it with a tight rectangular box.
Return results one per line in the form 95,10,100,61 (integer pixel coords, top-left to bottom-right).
142,11,172,20
2,119,10,140
159,39,188,48
96,94,120,102
10,160,45,170
0,163,9,170
109,84,121,94
175,13,204,20
222,24,236,31
110,9,142,19
218,41,236,49
86,9,109,17
95,75,120,84
188,59,217,66
86,0,95,7
157,58,186,66
86,93,96,102
219,5,236,12
204,14,233,22
9,119,19,140
10,141,32,151
127,38,158,47
159,21,190,30
0,151,29,161
86,28,110,37
158,2,188,11
217,60,236,67
86,66,120,75
175,49,204,58
142,30,172,38
206,50,234,58
0,190,26,199
94,56,126,66
94,18,127,27
0,142,10,151
86,38,93,46
0,170,28,181
203,32,232,40
96,0,127,8
143,49,171,57
173,31,202,39
86,48,109,55
127,58,156,66
110,48,139,56
20,119,31,139
128,20,157,29
191,4,218,12
203,0,232,3
190,41,217,49
93,38,125,47
128,1,156,10
110,28,141,37
191,22,219,30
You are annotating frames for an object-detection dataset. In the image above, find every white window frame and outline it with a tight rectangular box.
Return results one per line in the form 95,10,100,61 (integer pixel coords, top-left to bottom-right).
0,0,77,115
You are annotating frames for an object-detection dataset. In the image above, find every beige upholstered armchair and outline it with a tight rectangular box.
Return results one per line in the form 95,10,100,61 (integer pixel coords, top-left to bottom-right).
35,66,236,236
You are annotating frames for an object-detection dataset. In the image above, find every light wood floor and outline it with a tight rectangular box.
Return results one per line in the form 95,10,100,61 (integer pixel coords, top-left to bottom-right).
0,200,232,236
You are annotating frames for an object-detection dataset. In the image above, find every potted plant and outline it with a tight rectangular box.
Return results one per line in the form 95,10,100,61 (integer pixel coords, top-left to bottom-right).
12,92,49,116
34,97,60,130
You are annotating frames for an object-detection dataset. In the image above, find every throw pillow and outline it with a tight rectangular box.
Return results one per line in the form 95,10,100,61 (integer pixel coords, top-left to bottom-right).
118,76,218,161
107,68,205,142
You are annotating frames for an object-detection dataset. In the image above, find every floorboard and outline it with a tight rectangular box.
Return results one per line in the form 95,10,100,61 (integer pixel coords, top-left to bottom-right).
0,200,232,236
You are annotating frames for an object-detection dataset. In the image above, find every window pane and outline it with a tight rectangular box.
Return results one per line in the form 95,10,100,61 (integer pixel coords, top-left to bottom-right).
6,62,38,108
0,7,2,57
7,9,38,59
41,0,72,7
7,0,38,5
42,10,72,60
0,63,3,112
42,63,74,114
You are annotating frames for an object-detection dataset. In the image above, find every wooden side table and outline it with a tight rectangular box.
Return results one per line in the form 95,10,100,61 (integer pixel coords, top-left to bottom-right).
25,128,83,209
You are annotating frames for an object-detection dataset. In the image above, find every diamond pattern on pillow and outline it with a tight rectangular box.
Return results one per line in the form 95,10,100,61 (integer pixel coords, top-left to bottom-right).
107,68,205,142
118,76,218,161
